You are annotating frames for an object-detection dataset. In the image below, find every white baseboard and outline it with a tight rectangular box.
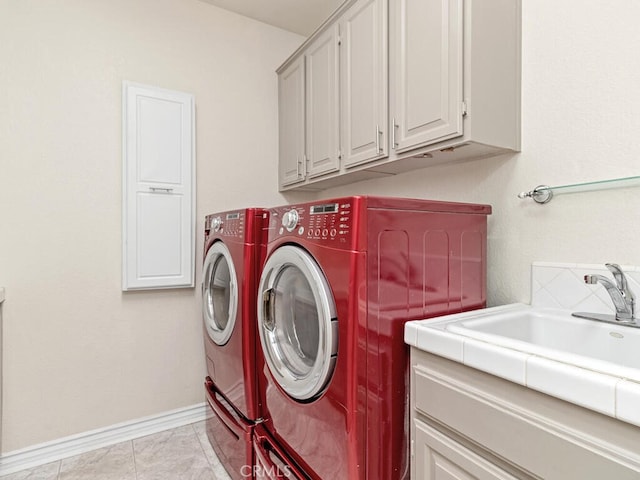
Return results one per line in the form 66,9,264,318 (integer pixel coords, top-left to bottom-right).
0,403,210,476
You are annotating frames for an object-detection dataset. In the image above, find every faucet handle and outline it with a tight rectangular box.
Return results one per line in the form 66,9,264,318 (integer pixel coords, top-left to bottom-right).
605,263,636,306
606,263,625,288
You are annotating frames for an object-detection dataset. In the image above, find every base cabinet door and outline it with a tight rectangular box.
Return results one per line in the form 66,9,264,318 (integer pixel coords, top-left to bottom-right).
414,420,519,480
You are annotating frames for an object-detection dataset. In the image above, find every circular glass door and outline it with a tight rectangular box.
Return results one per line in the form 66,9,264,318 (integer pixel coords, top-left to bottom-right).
258,245,338,401
202,241,238,345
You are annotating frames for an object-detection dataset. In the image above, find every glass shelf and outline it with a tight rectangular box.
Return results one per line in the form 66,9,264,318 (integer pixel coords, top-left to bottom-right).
518,175,640,204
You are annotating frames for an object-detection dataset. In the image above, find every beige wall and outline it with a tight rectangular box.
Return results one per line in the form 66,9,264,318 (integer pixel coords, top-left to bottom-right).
321,0,640,307
0,0,306,451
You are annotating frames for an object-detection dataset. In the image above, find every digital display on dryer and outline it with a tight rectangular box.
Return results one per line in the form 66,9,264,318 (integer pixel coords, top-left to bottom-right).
310,203,339,214
226,213,240,219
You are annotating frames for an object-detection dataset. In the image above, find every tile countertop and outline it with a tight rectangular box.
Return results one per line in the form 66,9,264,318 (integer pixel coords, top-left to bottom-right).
405,304,640,429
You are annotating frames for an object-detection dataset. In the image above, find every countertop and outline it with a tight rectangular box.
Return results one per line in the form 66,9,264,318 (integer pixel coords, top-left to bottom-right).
405,304,640,429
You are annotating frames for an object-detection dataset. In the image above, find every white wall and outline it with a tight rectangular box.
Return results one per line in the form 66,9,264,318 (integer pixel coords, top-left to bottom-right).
321,0,640,307
0,0,306,451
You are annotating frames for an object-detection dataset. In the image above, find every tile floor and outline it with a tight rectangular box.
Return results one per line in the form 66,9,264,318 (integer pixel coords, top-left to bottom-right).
0,422,233,480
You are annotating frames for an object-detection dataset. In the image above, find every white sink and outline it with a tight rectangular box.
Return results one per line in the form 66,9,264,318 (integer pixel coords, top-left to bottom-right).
446,307,640,375
406,303,640,428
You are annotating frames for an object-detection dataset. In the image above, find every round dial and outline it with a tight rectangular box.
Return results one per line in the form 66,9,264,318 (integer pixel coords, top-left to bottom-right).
211,216,223,232
282,210,299,232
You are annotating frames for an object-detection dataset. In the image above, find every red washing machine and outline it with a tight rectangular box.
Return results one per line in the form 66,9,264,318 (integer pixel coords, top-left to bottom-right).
253,196,491,480
202,208,269,480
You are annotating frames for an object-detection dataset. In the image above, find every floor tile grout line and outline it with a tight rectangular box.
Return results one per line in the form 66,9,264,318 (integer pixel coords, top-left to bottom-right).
192,424,213,469
130,439,139,480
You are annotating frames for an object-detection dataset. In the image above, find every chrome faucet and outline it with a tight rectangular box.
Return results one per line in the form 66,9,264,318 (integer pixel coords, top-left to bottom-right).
573,263,637,326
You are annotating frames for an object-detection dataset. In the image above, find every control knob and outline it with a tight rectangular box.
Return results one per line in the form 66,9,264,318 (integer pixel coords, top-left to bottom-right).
282,210,299,232
211,216,223,232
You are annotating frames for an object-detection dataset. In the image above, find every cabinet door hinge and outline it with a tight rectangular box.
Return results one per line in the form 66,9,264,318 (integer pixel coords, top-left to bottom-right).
461,101,468,117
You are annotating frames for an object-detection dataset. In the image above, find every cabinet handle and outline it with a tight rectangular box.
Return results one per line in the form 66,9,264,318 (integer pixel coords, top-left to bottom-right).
296,157,301,177
392,118,399,149
376,125,381,153
149,187,173,193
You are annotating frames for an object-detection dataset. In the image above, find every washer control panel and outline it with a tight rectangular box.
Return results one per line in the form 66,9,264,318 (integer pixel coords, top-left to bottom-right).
205,212,245,238
275,202,352,243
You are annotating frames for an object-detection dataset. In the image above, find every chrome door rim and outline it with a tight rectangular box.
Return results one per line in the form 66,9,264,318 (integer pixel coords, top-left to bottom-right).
258,245,338,401
202,241,238,346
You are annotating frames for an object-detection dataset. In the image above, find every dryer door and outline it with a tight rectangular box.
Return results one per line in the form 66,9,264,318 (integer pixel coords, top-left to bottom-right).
258,245,338,401
202,241,238,346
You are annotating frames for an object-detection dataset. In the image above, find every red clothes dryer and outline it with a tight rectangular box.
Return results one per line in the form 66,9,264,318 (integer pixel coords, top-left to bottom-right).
202,208,269,480
254,196,491,480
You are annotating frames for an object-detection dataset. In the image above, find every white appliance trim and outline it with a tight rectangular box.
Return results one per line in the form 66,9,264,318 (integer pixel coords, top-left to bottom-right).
258,244,338,401
0,403,209,476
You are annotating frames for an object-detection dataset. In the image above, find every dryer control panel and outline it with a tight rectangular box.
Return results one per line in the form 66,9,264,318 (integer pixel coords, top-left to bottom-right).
274,201,353,244
205,211,245,239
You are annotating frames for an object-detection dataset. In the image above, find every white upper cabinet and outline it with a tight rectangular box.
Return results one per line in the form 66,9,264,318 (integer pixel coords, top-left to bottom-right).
390,0,463,152
341,0,388,168
278,57,306,187
277,0,521,191
305,24,341,178
122,82,195,290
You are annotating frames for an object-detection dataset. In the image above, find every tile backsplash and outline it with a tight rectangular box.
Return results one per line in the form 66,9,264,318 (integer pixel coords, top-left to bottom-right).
531,262,640,313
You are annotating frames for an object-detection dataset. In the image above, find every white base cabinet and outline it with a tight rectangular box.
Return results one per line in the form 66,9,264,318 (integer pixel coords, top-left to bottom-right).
410,349,640,480
277,0,521,191
414,420,518,480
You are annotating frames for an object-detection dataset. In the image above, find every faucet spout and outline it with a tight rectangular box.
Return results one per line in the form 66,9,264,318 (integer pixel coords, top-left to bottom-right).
574,264,637,326
584,274,634,320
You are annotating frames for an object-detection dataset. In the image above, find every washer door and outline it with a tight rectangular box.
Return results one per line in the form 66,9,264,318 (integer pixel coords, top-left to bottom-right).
202,241,238,346
258,245,338,401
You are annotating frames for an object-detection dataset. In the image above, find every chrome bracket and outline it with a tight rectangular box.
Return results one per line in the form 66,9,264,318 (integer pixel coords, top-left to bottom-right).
517,185,553,204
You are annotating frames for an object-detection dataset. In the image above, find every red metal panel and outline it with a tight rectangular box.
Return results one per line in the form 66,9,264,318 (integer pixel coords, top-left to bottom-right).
203,208,268,421
253,425,309,480
365,205,488,479
205,379,253,480
257,196,489,480
202,208,269,479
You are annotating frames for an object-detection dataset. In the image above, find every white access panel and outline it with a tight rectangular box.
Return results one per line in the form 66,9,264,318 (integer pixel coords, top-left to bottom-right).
122,82,195,290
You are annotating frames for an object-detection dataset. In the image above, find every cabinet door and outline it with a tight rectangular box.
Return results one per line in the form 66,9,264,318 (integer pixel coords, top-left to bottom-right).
122,82,195,290
278,56,306,187
341,0,388,168
414,419,519,480
305,24,340,178
390,0,463,153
